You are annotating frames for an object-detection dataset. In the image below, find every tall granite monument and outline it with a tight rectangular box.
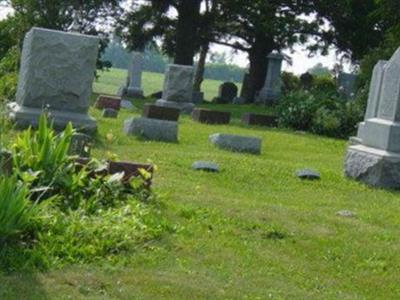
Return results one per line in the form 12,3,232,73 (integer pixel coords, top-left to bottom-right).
256,53,284,105
156,64,195,113
125,51,144,98
345,48,400,188
9,27,99,133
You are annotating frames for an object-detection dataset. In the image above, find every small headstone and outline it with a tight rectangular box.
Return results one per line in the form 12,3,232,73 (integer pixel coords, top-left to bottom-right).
241,113,278,127
142,104,180,122
336,210,356,218
8,27,99,133
214,82,238,104
232,97,246,105
102,108,118,118
192,161,220,172
296,169,320,180
121,99,135,110
124,117,178,142
192,91,204,104
69,133,92,157
240,73,252,101
94,95,121,110
300,72,314,90
192,108,231,125
209,133,262,154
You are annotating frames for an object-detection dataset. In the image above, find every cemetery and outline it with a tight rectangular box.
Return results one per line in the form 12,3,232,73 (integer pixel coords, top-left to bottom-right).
0,0,399,299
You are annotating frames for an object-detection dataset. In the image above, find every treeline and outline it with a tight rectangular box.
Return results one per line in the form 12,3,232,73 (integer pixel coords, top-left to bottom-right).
102,42,245,82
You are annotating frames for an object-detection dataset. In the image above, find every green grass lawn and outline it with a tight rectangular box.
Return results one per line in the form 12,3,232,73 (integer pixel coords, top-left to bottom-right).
1,70,400,299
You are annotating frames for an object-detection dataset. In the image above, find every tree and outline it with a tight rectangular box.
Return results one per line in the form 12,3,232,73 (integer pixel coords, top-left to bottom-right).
307,63,331,77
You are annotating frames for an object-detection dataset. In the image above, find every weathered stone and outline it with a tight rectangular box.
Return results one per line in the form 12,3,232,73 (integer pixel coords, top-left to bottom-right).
214,82,238,104
241,113,278,127
161,64,194,103
192,108,231,125
95,95,121,110
9,27,99,133
124,117,178,142
155,99,195,114
232,96,246,105
256,53,284,105
192,91,204,104
125,52,144,98
69,133,92,157
209,133,261,154
121,99,135,110
102,108,118,118
192,161,220,172
142,104,180,121
296,169,320,180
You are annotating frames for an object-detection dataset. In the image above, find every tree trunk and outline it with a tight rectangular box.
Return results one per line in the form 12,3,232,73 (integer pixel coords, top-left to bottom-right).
193,42,209,92
245,37,274,103
174,0,201,66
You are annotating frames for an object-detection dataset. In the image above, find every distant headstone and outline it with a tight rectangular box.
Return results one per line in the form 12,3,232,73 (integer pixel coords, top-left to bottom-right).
256,53,284,105
232,97,246,105
121,99,135,110
94,95,121,110
345,48,400,188
102,108,118,118
125,52,144,98
300,72,314,90
142,104,180,122
213,82,238,104
192,161,220,172
124,117,178,142
209,133,261,154
192,108,231,125
295,169,320,180
241,113,278,127
338,72,357,99
69,133,92,157
8,27,99,133
155,64,195,113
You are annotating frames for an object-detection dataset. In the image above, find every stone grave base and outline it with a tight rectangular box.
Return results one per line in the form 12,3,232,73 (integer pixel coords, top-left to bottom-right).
124,117,178,142
241,113,277,127
192,108,231,124
8,103,97,133
344,144,400,188
155,99,195,114
209,133,261,154
142,104,180,121
126,87,144,98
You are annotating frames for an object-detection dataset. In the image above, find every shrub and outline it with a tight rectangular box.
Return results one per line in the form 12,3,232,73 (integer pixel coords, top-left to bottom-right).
0,47,19,101
281,71,301,93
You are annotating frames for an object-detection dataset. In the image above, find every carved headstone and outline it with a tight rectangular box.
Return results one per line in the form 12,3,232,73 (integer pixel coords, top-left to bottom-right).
8,27,99,133
256,53,284,105
345,48,400,188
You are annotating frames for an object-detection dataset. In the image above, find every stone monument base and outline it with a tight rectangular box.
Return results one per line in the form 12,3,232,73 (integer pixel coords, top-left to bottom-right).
344,144,400,188
8,103,97,133
126,87,144,98
155,99,195,114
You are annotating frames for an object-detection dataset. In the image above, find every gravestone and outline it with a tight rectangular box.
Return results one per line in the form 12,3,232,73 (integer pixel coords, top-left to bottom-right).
241,113,278,127
240,73,251,101
344,48,400,188
142,104,180,122
338,72,357,99
94,95,121,110
192,108,231,125
102,108,118,118
124,117,178,142
192,161,220,172
256,53,284,105
209,133,261,154
8,27,99,133
155,64,195,113
300,72,314,90
213,82,238,104
125,52,144,98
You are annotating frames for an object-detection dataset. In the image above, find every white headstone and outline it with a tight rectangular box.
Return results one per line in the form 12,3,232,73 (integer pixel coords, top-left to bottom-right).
9,27,99,133
125,51,144,98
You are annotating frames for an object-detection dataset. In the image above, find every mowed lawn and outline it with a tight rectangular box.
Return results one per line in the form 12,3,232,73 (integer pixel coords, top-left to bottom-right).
1,69,400,299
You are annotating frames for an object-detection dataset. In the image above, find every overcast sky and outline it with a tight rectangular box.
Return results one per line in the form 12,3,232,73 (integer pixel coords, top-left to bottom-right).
0,6,346,75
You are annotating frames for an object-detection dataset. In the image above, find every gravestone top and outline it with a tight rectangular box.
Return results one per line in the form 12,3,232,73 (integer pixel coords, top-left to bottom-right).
216,82,238,104
296,169,320,180
192,161,220,172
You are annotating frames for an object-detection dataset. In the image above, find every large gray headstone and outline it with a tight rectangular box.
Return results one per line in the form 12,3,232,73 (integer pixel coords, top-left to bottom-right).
125,51,144,98
209,133,261,154
9,27,99,133
124,117,178,142
256,53,283,105
345,47,400,188
155,64,195,113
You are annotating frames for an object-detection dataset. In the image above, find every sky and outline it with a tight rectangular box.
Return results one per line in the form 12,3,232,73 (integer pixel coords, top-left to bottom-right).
0,6,346,75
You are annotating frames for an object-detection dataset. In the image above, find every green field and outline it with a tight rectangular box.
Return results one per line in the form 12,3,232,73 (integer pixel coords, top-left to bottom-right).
1,69,400,299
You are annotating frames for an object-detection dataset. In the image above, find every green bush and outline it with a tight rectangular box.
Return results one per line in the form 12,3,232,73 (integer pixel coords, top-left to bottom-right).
0,47,19,101
281,71,301,93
